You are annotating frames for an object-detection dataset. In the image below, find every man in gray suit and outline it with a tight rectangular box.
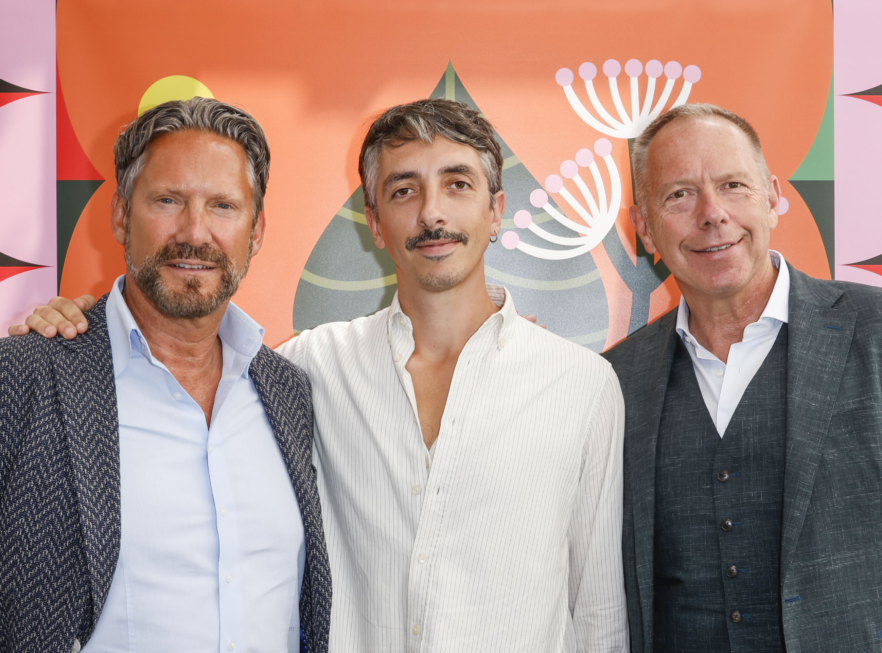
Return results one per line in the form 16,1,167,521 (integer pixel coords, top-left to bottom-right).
603,103,882,652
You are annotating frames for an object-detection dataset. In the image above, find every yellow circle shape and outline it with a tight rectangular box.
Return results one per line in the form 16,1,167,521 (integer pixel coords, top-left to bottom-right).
138,76,214,116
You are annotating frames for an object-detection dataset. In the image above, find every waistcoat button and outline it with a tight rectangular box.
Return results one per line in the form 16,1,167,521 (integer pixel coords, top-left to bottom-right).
717,469,730,482
730,610,742,623
726,565,738,578
721,518,734,532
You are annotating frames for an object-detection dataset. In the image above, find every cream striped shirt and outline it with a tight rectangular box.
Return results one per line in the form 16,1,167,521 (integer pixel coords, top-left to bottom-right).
276,285,628,652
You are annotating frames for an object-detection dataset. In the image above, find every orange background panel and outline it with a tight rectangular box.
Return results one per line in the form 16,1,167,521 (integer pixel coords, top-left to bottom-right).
56,0,832,346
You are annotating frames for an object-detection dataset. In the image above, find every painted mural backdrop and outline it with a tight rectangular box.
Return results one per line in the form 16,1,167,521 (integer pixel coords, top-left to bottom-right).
0,0,873,351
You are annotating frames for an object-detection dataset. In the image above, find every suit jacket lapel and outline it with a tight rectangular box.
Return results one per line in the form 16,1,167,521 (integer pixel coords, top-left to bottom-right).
627,309,679,644
52,298,121,634
781,267,855,584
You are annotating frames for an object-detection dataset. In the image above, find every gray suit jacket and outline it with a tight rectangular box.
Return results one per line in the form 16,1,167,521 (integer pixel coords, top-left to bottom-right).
0,297,331,653
603,265,882,653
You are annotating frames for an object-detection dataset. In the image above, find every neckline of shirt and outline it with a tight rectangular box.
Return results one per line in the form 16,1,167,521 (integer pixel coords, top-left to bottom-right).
105,274,265,379
387,283,517,345
676,250,791,357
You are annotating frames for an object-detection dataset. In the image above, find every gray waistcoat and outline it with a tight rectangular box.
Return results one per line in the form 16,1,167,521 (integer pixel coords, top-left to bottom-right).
653,325,788,653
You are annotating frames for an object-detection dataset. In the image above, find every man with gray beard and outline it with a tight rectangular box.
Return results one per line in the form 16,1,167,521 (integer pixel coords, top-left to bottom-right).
0,97,330,653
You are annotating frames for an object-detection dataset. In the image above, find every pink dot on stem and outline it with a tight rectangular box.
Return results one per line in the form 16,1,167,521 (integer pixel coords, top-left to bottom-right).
514,210,533,229
778,197,789,215
501,231,520,250
530,189,548,207
560,160,579,179
683,65,701,83
545,174,564,193
579,62,597,80
664,61,682,79
575,148,594,167
645,60,663,78
555,68,574,87
603,59,622,77
594,138,613,157
625,59,643,77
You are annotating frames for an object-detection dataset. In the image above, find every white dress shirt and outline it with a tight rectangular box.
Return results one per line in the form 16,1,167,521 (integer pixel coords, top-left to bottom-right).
276,285,628,653
85,276,305,653
676,251,790,437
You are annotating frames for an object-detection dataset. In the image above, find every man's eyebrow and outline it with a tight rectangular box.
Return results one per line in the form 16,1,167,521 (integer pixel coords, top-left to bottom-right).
440,164,478,177
383,171,418,192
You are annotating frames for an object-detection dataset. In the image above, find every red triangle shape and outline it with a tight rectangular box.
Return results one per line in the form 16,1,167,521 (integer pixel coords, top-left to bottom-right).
0,266,43,283
0,92,41,110
57,65,104,181
848,264,882,277
848,95,882,108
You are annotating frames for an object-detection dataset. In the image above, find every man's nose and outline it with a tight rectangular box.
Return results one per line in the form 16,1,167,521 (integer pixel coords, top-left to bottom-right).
417,187,446,229
175,202,213,246
696,191,727,227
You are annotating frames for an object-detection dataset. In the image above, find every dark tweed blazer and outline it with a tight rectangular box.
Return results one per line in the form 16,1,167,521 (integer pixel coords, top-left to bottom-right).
603,264,882,653
0,297,331,653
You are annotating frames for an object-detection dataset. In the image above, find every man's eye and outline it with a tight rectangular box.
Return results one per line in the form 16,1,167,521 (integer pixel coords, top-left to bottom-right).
670,190,687,200
217,203,232,210
726,182,743,189
392,188,413,197
159,198,175,204
451,181,469,190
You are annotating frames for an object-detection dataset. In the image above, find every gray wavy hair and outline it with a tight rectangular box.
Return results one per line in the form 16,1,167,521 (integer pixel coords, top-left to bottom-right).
358,98,504,214
113,97,270,220
631,103,770,210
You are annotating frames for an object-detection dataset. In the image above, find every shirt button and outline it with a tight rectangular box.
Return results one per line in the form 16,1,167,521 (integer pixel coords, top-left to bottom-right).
220,508,227,517
716,369,724,378
398,315,406,326
412,625,421,635
226,573,233,583
730,610,742,623
418,554,428,564
721,519,734,532
413,485,422,495
173,392,183,401
394,354,403,363
726,565,739,578
498,336,506,348
208,444,214,454
717,469,729,482
229,641,237,651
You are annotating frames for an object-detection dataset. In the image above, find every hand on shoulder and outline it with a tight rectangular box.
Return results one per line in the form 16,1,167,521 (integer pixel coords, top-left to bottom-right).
7,295,96,339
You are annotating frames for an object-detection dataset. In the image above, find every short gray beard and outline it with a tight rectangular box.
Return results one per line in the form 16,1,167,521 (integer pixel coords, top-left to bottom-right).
124,225,253,319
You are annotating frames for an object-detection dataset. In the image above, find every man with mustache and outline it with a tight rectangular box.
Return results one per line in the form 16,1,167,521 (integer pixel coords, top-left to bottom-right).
0,97,330,652
604,103,882,652
17,98,629,651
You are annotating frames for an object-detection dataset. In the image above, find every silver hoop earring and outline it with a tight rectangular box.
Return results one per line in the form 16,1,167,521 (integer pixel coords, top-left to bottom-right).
490,231,498,244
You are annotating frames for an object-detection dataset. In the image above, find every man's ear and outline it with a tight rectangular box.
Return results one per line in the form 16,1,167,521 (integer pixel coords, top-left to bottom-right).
766,175,781,231
365,205,386,250
110,191,128,246
250,209,267,257
630,204,658,255
490,190,505,237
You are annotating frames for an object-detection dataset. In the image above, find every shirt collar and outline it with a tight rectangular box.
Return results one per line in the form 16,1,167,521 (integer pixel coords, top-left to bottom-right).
676,249,790,347
105,275,265,379
387,283,518,345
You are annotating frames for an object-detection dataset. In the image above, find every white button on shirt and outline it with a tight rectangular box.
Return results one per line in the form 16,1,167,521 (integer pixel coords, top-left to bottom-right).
84,276,306,653
676,251,790,436
277,284,628,652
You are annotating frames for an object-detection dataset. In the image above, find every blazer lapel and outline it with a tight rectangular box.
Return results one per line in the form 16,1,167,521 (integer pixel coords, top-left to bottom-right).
781,267,856,584
627,310,679,644
52,299,122,634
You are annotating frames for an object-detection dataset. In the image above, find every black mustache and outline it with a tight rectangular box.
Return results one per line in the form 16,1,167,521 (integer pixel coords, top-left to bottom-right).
405,228,469,252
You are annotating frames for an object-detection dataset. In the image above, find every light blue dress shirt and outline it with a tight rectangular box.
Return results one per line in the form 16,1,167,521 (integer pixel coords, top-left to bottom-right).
84,276,305,653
